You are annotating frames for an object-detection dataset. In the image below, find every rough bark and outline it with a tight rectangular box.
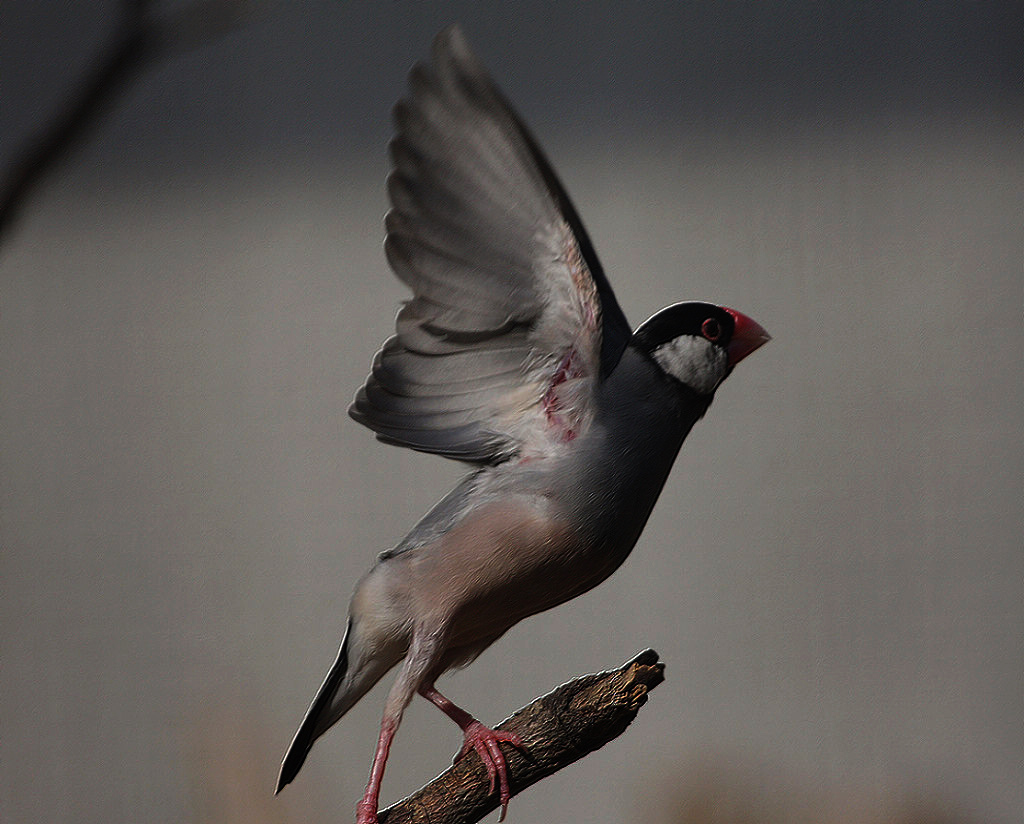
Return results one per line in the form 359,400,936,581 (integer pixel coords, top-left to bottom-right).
377,649,665,824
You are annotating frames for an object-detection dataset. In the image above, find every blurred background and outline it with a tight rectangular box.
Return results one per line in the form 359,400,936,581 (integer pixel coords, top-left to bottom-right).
2,2,1021,823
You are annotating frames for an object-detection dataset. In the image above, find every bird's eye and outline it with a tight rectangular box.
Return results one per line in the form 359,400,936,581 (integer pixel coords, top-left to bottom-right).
701,318,722,341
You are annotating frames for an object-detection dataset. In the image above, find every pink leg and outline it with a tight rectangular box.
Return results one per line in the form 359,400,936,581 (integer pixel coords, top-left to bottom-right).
356,717,397,824
419,684,526,821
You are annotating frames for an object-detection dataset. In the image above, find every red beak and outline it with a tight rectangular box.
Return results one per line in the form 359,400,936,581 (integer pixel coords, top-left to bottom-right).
722,307,771,366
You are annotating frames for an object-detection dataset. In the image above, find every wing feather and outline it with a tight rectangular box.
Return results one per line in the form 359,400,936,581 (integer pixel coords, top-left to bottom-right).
350,26,632,463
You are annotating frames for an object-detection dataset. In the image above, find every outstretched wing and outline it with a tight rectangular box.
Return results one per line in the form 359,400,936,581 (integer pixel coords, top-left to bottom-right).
349,26,632,464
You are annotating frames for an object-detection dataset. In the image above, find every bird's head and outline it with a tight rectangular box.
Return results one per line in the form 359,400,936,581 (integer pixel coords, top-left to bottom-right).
632,302,770,395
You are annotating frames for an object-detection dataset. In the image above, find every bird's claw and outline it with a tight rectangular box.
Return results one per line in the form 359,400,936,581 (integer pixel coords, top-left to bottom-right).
455,721,526,820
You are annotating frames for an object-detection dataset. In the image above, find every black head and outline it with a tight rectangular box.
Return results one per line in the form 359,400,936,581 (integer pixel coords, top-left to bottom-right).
632,302,770,395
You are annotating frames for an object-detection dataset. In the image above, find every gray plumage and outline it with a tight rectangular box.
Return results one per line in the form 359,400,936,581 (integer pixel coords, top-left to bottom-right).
350,27,631,464
277,25,769,824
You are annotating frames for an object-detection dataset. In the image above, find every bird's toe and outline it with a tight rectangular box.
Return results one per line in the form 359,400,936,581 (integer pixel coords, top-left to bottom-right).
456,721,526,819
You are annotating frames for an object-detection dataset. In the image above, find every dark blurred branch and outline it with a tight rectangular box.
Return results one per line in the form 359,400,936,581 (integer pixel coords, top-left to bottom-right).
0,0,248,243
377,649,665,824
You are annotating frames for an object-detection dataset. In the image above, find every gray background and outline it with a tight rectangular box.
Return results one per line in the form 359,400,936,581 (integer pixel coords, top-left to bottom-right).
2,3,1021,823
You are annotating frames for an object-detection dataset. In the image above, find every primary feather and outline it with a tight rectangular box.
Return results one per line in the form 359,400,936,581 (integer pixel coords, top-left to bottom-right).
349,27,632,463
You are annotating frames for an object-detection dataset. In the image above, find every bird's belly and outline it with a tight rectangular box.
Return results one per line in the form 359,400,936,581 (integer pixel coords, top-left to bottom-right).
409,496,617,650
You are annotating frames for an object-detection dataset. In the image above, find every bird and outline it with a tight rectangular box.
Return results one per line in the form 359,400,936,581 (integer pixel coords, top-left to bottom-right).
276,24,770,824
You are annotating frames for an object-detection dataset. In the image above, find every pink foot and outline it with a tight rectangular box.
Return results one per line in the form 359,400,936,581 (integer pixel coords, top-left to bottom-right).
455,721,526,821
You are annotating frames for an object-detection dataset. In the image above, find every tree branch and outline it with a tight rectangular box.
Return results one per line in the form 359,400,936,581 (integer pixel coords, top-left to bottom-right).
377,649,665,824
0,0,249,243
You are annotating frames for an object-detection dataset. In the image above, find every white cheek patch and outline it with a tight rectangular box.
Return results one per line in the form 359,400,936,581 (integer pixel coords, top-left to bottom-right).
651,335,728,395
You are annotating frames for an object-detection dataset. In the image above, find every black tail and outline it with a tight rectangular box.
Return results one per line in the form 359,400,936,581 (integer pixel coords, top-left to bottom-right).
275,625,350,793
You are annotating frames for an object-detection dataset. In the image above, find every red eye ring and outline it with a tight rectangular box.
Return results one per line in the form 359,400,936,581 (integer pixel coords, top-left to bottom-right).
701,317,722,341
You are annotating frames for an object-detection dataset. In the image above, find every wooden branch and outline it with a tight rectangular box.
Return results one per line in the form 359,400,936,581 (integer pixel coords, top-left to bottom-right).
377,649,665,824
0,3,149,240
0,0,248,242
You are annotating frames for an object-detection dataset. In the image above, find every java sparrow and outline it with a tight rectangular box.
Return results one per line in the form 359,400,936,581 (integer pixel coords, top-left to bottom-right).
276,24,770,824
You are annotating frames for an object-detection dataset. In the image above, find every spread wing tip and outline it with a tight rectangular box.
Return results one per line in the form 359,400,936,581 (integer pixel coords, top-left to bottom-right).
348,24,628,465
432,24,471,62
